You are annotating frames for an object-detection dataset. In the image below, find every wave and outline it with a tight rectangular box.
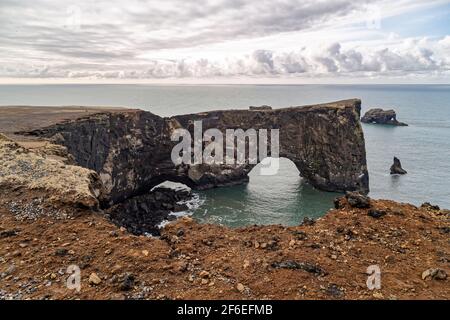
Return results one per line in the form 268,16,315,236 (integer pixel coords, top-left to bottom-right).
156,192,205,230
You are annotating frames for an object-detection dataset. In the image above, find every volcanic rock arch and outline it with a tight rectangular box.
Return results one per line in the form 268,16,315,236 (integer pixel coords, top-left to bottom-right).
23,99,369,207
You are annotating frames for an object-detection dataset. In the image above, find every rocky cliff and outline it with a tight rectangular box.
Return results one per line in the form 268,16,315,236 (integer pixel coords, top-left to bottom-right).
21,99,369,208
0,133,102,215
361,108,408,126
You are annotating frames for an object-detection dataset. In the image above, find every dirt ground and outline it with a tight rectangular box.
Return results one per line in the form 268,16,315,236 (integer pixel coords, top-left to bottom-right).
0,195,448,300
0,106,135,143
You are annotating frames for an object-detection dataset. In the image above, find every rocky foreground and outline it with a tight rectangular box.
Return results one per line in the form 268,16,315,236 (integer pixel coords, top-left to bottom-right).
0,190,448,300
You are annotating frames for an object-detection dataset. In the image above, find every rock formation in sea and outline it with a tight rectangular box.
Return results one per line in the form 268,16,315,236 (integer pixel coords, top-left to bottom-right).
20,99,369,205
390,156,407,175
361,108,408,126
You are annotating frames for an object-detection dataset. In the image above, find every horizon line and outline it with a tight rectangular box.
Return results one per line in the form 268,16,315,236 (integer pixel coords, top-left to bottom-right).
0,80,449,86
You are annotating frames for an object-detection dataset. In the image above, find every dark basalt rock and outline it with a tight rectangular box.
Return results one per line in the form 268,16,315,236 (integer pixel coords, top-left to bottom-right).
54,248,69,256
334,196,346,209
249,105,272,111
438,226,450,234
368,209,386,219
291,230,308,240
118,273,135,291
0,229,19,238
390,157,407,175
106,186,192,236
361,108,408,126
345,191,371,208
421,202,440,211
271,260,327,276
325,284,344,298
22,99,369,208
301,217,316,226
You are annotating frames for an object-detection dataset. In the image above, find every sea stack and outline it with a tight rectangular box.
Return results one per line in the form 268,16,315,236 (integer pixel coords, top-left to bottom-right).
361,108,408,126
390,157,407,174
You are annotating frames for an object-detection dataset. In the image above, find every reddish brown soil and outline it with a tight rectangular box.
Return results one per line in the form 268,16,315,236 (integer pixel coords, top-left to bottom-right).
0,196,448,300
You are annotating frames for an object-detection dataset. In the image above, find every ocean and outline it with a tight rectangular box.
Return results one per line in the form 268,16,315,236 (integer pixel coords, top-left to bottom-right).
1,84,449,227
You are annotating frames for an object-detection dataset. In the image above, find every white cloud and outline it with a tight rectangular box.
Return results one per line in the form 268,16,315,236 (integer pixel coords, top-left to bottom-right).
2,38,449,79
0,0,448,81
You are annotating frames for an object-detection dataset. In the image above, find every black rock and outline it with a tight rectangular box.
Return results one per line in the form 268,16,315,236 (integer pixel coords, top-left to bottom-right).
390,157,407,175
119,273,135,291
79,255,93,269
334,197,345,209
106,186,192,236
167,215,177,221
249,105,272,111
55,248,68,257
438,226,450,234
0,229,19,238
368,209,386,219
301,217,316,226
271,260,327,276
336,227,356,240
345,191,371,208
421,202,440,211
291,230,308,240
325,284,344,298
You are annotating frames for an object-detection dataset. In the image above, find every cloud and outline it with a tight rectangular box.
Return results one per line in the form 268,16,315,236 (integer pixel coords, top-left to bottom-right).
3,38,448,79
0,0,373,57
0,0,449,80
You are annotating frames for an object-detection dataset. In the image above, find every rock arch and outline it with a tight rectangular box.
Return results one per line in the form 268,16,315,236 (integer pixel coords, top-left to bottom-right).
24,99,369,206
169,99,368,195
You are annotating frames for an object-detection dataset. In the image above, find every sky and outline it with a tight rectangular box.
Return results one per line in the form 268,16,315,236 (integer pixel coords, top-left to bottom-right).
0,0,449,84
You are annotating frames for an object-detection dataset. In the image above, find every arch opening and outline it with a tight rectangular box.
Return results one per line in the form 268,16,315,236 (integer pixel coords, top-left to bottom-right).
191,158,342,227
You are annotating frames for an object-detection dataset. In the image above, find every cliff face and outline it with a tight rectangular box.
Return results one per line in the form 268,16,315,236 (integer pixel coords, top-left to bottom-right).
24,111,170,206
171,99,368,195
0,133,102,212
23,99,369,207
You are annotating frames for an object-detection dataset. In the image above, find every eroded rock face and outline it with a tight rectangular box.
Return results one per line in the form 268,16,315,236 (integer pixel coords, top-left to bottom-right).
106,185,192,235
22,111,169,206
0,133,102,213
22,99,369,206
361,108,408,126
345,191,371,208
